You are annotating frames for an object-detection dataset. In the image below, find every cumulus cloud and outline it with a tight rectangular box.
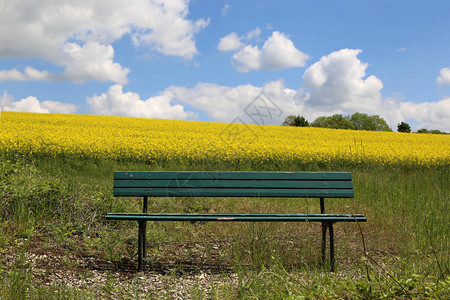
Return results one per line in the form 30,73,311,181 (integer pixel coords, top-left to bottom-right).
437,68,450,85
217,28,262,52
395,98,450,131
0,92,77,114
302,49,383,112
0,0,208,83
0,67,53,82
217,33,244,52
244,28,262,41
168,80,301,125
86,84,191,119
232,46,263,73
229,31,309,72
59,42,130,84
0,43,130,84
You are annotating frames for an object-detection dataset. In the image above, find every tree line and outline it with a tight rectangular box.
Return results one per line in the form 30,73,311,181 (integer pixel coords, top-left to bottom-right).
282,113,448,134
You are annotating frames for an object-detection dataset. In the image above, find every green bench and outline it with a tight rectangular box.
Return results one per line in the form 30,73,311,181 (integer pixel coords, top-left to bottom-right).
106,171,367,272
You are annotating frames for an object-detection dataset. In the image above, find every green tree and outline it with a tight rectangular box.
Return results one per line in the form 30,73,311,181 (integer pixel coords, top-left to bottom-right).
311,114,355,130
397,122,411,133
346,112,391,131
282,115,309,127
416,128,447,134
417,128,429,134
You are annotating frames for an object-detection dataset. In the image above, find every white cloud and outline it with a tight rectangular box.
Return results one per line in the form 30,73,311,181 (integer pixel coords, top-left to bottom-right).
231,31,309,72
0,93,77,114
437,68,450,85
168,80,301,125
217,33,244,52
396,98,450,131
0,69,30,82
302,49,383,112
0,0,208,83
244,27,262,42
6,97,50,113
217,28,262,52
232,45,263,73
0,43,130,84
0,67,53,82
86,84,191,119
260,31,309,71
59,42,130,84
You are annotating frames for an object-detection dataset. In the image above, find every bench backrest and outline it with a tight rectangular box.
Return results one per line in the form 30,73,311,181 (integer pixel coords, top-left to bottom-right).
114,172,354,198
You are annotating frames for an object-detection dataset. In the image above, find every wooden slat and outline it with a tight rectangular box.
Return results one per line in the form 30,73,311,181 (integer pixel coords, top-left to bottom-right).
113,188,354,198
114,171,352,181
114,180,353,189
106,213,367,222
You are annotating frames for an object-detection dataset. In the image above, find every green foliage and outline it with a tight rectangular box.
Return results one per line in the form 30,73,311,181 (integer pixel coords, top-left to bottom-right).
0,163,71,224
397,121,411,133
282,115,310,127
417,128,448,134
286,112,392,132
310,114,355,130
346,112,392,131
231,260,450,299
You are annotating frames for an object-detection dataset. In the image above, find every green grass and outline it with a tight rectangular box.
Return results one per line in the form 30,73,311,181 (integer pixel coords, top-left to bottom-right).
0,154,448,299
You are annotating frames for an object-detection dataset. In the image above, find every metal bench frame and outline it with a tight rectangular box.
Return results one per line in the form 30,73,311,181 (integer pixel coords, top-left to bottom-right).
107,171,367,272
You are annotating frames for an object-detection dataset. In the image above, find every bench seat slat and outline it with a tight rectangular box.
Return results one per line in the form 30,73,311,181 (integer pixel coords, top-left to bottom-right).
106,213,367,222
114,171,352,181
114,180,353,189
113,188,354,198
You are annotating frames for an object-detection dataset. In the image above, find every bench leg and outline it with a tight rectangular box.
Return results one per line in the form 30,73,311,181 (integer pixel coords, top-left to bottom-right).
138,220,145,272
329,222,335,272
142,197,148,260
143,222,147,259
320,198,327,266
321,222,327,265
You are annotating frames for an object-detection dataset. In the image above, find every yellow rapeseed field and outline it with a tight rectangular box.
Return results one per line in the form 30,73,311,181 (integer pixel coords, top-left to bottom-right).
0,112,449,167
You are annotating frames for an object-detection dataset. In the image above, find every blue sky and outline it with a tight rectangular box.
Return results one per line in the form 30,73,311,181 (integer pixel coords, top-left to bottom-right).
1,0,450,131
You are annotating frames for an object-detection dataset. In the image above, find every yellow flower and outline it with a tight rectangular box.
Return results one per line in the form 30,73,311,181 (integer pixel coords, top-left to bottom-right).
0,112,449,167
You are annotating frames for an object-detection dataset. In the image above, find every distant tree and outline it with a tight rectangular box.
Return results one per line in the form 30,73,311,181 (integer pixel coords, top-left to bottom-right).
282,115,309,127
282,115,296,126
369,115,392,132
311,114,355,130
346,112,391,131
416,128,447,134
397,122,411,133
310,116,329,128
